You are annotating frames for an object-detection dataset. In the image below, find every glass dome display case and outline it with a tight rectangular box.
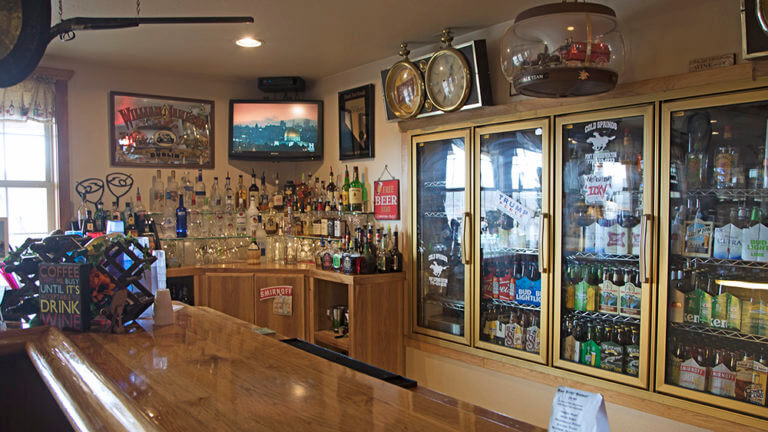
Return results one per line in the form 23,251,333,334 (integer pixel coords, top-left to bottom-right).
501,1,625,98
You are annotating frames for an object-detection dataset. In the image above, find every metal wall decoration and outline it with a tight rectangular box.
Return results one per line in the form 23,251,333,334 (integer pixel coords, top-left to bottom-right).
105,172,134,207
339,84,375,160
741,0,768,59
110,91,214,168
381,39,492,121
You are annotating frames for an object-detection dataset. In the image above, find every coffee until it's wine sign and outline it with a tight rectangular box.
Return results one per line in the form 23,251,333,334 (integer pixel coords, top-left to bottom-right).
38,263,91,331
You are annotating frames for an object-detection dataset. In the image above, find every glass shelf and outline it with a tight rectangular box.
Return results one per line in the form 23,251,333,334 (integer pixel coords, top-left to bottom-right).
565,251,639,262
160,235,250,241
567,309,641,324
424,295,465,311
670,321,768,345
490,298,541,311
676,255,768,270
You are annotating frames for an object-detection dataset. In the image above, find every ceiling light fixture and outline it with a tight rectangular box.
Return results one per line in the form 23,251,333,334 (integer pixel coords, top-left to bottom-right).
236,37,262,48
500,1,625,98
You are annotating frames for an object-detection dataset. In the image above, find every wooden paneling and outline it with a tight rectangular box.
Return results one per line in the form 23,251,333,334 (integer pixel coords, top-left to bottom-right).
253,273,305,338
204,273,255,323
350,278,405,374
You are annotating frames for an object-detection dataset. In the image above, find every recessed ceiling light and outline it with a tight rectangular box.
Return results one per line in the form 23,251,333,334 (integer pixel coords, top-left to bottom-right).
236,37,262,48
566,26,575,31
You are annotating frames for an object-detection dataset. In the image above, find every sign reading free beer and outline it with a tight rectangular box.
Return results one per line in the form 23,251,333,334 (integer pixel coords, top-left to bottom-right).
38,263,91,331
374,179,400,220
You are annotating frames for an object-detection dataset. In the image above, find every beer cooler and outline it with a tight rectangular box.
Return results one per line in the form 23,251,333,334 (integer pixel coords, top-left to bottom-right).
412,129,473,345
473,119,552,364
553,106,656,388
656,89,768,418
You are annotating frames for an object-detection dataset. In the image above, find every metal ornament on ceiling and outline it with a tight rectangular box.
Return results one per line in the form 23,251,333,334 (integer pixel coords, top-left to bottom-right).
500,0,625,98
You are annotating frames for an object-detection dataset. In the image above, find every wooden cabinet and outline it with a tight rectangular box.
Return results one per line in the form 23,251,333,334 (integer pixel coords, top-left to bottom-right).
204,273,255,323
168,264,404,374
309,272,405,374
253,274,306,339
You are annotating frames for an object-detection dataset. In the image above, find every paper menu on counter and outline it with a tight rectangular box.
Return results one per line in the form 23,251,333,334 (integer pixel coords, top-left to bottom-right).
549,386,609,432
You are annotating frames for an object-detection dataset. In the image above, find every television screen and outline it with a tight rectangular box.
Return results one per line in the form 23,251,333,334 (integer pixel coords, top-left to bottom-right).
229,100,323,161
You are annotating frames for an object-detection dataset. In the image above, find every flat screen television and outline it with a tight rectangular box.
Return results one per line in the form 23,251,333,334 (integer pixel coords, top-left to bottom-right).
229,100,323,161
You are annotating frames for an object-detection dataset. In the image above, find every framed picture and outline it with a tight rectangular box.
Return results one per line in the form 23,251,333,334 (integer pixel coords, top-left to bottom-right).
110,91,214,168
0,217,6,259
338,84,374,160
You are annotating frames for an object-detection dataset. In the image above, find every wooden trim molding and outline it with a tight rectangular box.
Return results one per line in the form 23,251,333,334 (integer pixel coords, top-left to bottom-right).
32,66,74,81
54,78,71,228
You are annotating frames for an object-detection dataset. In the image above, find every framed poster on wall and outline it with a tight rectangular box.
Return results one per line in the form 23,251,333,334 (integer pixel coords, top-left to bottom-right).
110,91,214,168
339,84,374,160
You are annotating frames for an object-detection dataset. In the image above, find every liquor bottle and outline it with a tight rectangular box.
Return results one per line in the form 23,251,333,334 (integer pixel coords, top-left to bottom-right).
84,210,95,234
341,165,351,212
284,178,296,209
376,228,388,273
321,238,334,271
194,169,206,208
312,177,321,211
176,195,188,238
361,171,369,212
94,200,106,233
296,173,307,210
314,237,325,269
125,207,138,237
685,126,706,189
210,177,222,209
135,188,147,235
272,173,284,212
332,238,344,273
349,166,363,212
259,172,270,212
182,171,194,208
224,172,234,211
150,171,165,212
273,228,286,264
391,227,403,272
122,201,133,226
326,168,337,207
246,196,259,237
248,171,259,209
714,125,736,189
166,170,179,204
342,231,354,275
235,203,247,236
362,229,376,274
237,174,247,210
254,217,267,258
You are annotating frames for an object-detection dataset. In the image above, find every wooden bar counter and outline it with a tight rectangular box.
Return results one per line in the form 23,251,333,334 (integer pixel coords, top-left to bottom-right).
5,304,544,431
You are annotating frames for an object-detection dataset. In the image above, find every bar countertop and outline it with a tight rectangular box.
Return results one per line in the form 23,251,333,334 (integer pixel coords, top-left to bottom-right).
60,304,544,431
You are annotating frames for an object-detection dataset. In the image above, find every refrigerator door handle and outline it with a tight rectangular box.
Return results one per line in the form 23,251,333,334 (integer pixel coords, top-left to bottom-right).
641,213,652,283
462,212,471,265
539,212,549,273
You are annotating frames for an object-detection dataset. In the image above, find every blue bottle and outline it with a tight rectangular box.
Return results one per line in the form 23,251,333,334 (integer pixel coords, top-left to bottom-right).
176,195,188,238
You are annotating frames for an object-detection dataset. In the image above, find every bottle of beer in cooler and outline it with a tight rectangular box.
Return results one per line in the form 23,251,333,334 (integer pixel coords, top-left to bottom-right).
708,348,737,398
586,265,599,312
525,312,540,353
666,337,684,386
624,325,640,377
714,125,736,189
582,321,601,367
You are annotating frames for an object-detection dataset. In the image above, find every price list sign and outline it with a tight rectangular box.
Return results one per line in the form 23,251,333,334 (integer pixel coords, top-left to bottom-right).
38,263,91,331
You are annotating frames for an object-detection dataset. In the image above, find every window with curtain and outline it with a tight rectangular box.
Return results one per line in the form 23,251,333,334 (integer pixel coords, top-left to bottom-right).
0,76,57,250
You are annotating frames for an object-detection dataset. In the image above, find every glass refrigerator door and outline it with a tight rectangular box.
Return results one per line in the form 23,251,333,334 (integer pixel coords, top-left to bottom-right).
412,129,472,345
474,120,551,364
554,106,654,388
657,90,768,418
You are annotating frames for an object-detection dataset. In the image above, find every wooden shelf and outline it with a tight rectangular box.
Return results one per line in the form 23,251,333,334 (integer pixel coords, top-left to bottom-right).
314,329,350,352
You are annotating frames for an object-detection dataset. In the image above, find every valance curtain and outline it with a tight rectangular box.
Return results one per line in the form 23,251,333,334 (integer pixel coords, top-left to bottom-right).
0,76,56,123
